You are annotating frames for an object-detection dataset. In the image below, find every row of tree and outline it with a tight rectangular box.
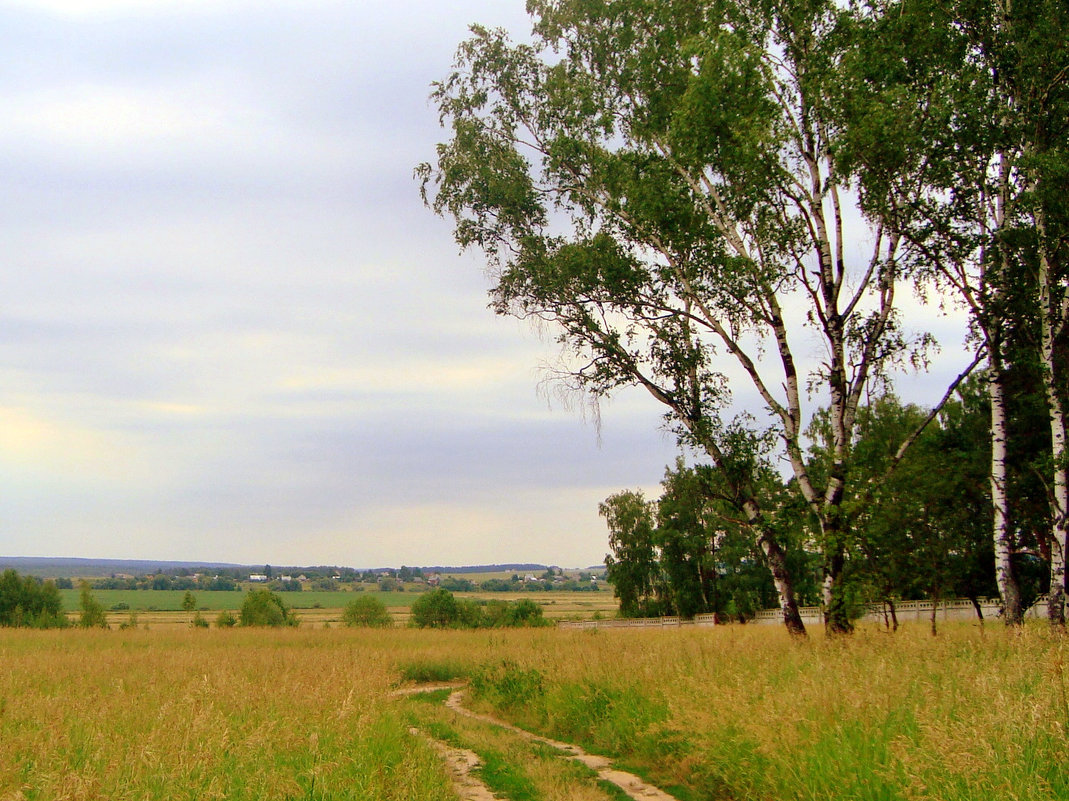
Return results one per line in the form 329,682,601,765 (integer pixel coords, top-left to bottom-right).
421,0,1068,634
604,381,1053,625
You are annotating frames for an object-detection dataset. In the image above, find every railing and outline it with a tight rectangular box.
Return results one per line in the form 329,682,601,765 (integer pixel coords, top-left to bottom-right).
558,597,1029,629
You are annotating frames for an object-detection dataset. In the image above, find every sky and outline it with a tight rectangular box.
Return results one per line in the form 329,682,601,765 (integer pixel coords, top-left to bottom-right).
0,0,971,569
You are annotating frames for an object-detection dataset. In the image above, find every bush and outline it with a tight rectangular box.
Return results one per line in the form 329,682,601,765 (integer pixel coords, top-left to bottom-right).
501,598,548,627
0,570,68,629
342,595,393,628
409,588,460,628
191,611,209,628
239,588,298,627
409,589,552,630
215,610,237,628
78,582,108,629
118,612,140,630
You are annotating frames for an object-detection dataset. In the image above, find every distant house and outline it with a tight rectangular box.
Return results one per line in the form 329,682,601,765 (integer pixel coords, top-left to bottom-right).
279,575,292,582
249,574,268,582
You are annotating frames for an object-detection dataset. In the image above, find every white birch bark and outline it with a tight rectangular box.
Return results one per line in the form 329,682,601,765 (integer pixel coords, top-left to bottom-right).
989,360,1023,624
1037,209,1068,625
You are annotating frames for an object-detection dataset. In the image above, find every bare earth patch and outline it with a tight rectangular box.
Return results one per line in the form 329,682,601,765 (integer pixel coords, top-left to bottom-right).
408,726,501,801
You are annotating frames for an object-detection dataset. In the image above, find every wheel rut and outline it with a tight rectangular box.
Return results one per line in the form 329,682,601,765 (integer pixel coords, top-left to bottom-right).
397,684,680,801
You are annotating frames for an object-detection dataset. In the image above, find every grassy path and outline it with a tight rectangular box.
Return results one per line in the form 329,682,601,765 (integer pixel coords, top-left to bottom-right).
399,683,679,801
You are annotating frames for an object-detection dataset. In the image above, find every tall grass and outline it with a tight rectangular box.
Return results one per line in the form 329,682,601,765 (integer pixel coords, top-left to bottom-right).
2,622,1064,801
0,628,454,800
459,623,1069,801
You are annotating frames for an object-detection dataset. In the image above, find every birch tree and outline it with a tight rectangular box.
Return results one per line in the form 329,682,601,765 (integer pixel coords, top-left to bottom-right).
850,0,1069,624
420,0,964,634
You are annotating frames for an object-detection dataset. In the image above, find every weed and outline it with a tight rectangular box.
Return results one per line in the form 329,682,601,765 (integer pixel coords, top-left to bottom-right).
474,748,541,801
470,659,545,709
398,658,467,684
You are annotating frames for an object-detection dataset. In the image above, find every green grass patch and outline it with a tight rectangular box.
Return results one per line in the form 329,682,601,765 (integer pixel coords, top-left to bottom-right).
398,658,468,684
474,748,541,801
423,720,465,749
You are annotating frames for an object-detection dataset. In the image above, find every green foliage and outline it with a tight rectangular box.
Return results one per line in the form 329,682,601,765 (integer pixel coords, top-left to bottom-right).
409,588,460,628
78,582,108,629
215,610,237,628
341,595,393,628
469,659,682,766
191,611,209,629
473,748,540,801
239,589,298,628
409,589,551,629
601,490,659,617
0,569,68,629
603,461,816,621
470,660,545,709
181,591,196,613
118,612,140,630
439,576,475,592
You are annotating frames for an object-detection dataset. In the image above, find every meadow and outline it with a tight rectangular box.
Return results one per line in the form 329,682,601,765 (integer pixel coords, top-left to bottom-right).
55,588,419,613
0,622,1064,800
55,589,619,629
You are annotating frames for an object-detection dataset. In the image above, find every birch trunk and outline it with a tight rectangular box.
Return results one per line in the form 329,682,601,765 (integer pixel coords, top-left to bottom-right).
1037,217,1068,626
745,499,806,636
989,359,1023,624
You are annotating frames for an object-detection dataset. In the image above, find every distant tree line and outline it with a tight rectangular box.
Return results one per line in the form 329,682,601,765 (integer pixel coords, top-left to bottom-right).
603,381,1052,626
0,570,67,629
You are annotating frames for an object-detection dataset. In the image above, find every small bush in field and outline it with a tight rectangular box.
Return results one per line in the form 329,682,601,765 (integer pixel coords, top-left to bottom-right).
78,582,108,629
342,595,393,628
410,589,550,629
409,588,460,628
239,589,298,627
215,610,237,628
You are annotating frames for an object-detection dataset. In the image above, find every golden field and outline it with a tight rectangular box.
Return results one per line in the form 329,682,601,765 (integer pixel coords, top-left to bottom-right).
1,622,1065,800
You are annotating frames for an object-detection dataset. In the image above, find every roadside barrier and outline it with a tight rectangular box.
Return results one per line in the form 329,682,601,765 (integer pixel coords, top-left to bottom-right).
557,597,1048,629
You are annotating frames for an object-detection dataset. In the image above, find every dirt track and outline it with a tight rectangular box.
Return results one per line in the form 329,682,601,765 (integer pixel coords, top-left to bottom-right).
398,684,679,801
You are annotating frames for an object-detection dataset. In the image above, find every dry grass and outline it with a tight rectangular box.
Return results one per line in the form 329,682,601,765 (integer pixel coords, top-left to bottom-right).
2,621,1065,801
0,628,455,801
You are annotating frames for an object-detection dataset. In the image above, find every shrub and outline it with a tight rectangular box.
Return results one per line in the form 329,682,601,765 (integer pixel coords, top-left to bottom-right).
119,612,140,630
409,590,551,630
470,660,545,709
239,588,298,627
0,569,68,629
78,582,108,629
409,588,460,628
501,598,548,627
215,610,237,628
342,595,393,628
191,611,209,628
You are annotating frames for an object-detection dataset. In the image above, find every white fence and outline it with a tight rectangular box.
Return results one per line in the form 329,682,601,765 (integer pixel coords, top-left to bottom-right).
557,597,1050,630
558,614,716,630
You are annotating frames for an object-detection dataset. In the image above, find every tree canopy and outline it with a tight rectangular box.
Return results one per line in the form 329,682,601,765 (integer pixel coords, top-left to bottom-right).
421,0,986,634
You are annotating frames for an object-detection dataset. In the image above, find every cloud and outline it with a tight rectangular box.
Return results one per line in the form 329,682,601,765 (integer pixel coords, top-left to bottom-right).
0,0,972,571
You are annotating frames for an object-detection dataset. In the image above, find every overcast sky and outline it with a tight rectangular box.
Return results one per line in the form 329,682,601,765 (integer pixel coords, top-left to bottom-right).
0,0,971,569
